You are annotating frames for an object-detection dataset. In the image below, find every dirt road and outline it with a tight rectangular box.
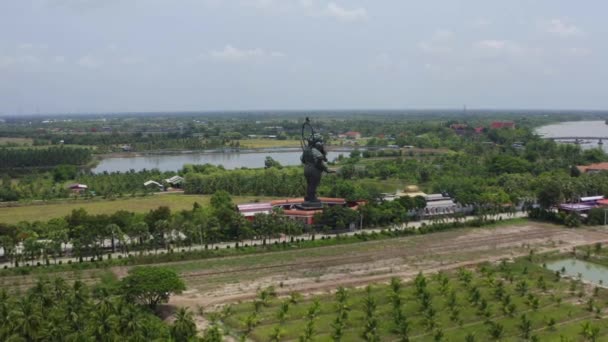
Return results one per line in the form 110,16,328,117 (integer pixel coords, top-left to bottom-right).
170,222,608,309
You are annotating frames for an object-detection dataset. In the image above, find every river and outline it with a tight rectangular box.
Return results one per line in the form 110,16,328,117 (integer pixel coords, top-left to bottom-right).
536,120,608,151
92,149,346,173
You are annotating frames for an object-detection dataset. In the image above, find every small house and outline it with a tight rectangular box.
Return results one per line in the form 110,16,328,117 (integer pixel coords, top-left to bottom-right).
144,180,164,191
344,131,362,139
69,183,88,194
165,175,184,188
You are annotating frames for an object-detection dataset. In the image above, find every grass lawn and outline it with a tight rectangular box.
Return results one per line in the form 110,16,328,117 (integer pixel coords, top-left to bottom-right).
0,194,272,223
216,257,608,341
0,137,33,146
239,139,301,149
354,178,410,193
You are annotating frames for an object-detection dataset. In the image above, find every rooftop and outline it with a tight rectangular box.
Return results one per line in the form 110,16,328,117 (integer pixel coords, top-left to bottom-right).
577,163,608,173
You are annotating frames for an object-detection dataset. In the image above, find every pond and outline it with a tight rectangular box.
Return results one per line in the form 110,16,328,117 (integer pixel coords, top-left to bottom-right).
545,258,608,286
92,149,346,173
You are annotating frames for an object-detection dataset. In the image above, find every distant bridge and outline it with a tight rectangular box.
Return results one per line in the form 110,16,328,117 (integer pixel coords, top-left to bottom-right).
542,136,608,145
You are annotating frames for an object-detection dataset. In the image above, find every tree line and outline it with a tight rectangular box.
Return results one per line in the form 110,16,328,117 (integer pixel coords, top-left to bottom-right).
0,185,523,270
0,147,92,169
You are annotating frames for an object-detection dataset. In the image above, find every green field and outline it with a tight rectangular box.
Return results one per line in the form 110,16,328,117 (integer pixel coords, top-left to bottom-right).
239,139,302,149
0,194,271,223
217,258,608,341
0,137,33,146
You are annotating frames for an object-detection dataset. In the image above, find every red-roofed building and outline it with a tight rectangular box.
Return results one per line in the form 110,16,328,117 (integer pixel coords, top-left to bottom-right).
474,127,485,134
238,197,363,225
68,183,88,194
490,121,516,129
577,162,608,174
450,123,468,135
344,131,361,139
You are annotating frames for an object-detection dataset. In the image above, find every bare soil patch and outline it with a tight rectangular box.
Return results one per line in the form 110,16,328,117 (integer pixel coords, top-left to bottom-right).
170,223,608,310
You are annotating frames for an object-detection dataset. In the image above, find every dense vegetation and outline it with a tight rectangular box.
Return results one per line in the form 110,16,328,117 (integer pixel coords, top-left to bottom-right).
0,266,220,341
0,187,513,270
0,147,91,169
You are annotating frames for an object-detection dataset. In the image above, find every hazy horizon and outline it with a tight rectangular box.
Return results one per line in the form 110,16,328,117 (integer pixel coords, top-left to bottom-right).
1,1,607,114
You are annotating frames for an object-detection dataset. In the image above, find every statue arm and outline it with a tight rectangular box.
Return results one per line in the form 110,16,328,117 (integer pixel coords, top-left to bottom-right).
312,149,331,172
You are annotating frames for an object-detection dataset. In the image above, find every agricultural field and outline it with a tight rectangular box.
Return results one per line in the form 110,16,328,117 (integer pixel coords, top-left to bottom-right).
0,194,272,223
219,258,608,341
0,137,33,146
167,222,608,306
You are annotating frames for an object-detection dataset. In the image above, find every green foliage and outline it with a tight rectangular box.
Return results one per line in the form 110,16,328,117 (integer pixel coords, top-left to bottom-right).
171,307,197,342
0,146,91,169
120,266,186,309
53,164,78,182
0,278,170,341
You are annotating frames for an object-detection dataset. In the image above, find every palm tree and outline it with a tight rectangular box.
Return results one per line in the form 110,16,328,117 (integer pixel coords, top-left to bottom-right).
580,322,600,342
202,324,223,342
171,307,197,342
362,286,380,342
518,314,532,340
0,236,15,266
90,305,119,342
105,223,121,253
8,297,43,341
244,313,259,334
277,300,290,323
395,315,410,342
300,318,316,342
269,326,283,342
487,321,504,341
117,305,144,338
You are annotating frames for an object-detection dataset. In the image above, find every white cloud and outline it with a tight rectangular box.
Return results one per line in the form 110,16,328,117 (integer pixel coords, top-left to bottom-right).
432,29,453,41
418,42,452,54
20,55,40,65
53,56,66,63
565,47,592,57
418,29,454,55
544,19,583,37
119,56,144,65
473,40,527,56
298,0,314,8
472,19,491,29
18,43,35,50
77,55,103,68
208,45,286,62
325,2,367,22
0,56,15,69
476,40,508,50
0,55,43,70
371,53,392,71
242,0,276,9
45,0,121,11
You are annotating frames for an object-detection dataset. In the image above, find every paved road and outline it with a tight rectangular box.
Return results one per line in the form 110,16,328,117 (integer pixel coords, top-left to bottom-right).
0,212,527,269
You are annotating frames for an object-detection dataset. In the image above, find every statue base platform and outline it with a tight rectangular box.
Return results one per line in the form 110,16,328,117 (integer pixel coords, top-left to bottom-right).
295,201,324,210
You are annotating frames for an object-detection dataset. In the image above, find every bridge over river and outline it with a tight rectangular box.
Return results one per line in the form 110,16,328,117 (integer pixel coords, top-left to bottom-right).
542,136,608,145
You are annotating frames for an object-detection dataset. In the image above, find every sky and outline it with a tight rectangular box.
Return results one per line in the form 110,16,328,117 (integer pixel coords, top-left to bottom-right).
0,0,606,114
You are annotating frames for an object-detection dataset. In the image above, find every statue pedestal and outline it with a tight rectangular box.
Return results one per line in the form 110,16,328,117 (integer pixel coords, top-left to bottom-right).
295,201,324,210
